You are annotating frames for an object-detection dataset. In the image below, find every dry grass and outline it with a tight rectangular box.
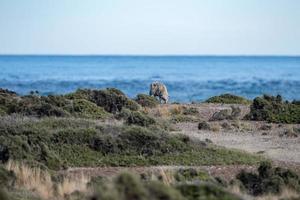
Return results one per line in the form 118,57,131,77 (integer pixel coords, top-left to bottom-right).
157,168,175,186
170,105,183,115
6,160,53,199
146,104,186,118
255,188,299,200
5,160,91,200
210,123,221,132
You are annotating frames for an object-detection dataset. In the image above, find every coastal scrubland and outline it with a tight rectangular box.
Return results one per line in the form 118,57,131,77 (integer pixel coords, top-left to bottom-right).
0,88,299,200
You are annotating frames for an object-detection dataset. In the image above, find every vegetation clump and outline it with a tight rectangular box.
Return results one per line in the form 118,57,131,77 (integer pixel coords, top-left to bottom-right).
246,95,300,123
177,183,241,200
89,172,240,200
126,111,156,127
198,121,211,130
205,94,251,105
0,166,16,188
71,99,109,119
135,94,159,108
236,161,300,196
182,107,199,115
174,168,211,182
0,87,141,118
0,115,262,170
67,88,140,113
210,106,241,121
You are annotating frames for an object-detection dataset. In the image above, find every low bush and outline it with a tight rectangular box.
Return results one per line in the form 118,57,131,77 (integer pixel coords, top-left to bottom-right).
68,88,139,113
177,183,241,200
221,121,232,130
246,95,300,123
198,121,210,130
117,109,156,127
126,111,156,127
171,115,198,123
8,95,70,117
182,107,199,115
174,168,211,182
0,166,16,188
205,94,251,105
236,161,300,196
71,99,109,119
135,94,159,108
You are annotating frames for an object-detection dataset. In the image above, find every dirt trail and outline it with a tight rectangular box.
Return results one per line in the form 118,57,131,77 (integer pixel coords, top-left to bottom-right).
176,121,300,165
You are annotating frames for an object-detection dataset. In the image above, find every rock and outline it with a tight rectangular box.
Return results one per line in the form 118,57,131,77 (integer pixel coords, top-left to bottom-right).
210,109,231,121
198,121,210,130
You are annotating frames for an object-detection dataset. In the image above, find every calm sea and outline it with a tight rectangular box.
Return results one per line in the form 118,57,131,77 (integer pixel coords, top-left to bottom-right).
0,55,299,102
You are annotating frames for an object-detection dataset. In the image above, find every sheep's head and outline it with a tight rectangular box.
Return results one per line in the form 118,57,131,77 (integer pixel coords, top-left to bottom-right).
149,82,158,96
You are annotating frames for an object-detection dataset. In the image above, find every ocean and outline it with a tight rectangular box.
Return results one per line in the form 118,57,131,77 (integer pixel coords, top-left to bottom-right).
0,55,299,102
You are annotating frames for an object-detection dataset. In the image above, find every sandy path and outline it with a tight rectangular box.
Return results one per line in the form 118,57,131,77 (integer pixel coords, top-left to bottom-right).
175,121,300,164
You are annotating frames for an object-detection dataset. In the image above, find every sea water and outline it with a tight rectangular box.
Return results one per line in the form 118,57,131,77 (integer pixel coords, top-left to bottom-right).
0,55,299,102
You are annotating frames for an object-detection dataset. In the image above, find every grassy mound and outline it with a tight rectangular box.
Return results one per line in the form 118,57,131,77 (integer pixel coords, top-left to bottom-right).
205,94,251,105
0,116,263,170
246,95,300,123
135,94,159,108
66,88,140,113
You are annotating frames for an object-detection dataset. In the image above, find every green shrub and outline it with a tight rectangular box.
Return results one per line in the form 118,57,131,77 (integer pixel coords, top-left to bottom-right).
171,115,198,123
126,111,156,127
124,99,140,111
114,172,148,199
72,99,109,119
146,181,184,200
174,168,211,182
135,94,159,108
182,107,199,115
7,95,70,117
117,108,156,127
246,95,300,123
106,88,125,96
205,94,251,105
0,189,9,200
0,108,6,116
0,89,18,115
236,161,300,196
177,183,241,200
67,88,138,113
0,166,16,188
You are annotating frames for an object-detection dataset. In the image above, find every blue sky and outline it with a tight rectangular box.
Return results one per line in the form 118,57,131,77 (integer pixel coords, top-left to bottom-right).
0,0,299,55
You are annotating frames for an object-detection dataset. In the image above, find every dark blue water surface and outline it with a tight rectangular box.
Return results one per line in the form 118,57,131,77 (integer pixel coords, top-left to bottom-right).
0,55,299,102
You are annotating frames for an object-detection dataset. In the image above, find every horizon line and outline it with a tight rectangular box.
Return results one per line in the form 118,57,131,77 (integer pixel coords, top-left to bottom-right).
0,54,300,57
